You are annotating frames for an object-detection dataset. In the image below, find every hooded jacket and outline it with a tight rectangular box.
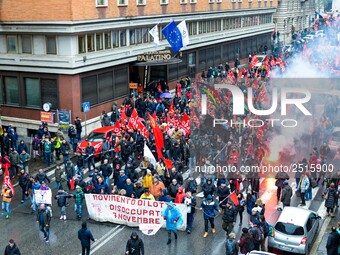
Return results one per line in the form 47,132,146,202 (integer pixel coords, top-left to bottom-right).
126,232,144,255
78,225,95,247
175,186,186,203
200,195,219,219
161,201,184,231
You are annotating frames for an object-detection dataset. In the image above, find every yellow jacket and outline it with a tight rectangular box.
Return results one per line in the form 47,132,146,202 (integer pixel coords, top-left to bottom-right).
2,188,12,203
143,175,153,189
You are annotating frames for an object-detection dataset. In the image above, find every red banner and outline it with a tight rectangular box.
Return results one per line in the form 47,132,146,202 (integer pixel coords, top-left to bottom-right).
3,166,15,196
148,114,164,159
180,112,190,136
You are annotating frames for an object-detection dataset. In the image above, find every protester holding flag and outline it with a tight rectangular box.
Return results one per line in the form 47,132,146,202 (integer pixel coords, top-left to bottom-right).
222,200,237,236
1,183,13,219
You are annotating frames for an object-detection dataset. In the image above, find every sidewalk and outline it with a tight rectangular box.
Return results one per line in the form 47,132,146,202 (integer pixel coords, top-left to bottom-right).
315,207,339,255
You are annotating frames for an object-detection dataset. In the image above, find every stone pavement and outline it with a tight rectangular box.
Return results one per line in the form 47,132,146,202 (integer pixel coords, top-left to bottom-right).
315,207,339,255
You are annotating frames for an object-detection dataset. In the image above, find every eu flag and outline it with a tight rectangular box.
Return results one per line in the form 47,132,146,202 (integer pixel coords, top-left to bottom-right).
162,21,183,53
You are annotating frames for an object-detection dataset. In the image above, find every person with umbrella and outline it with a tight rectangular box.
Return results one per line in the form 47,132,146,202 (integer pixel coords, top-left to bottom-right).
275,172,289,201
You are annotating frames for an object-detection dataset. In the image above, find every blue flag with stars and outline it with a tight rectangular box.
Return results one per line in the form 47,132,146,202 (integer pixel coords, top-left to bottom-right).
162,21,183,53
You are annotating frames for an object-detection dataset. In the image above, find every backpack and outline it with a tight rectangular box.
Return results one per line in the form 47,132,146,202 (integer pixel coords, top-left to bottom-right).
262,222,270,237
46,205,53,217
225,239,236,255
245,236,256,252
267,224,274,237
250,226,263,244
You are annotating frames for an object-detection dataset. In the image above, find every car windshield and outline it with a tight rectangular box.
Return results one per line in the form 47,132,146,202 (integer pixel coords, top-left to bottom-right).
86,132,105,142
332,131,340,142
275,222,304,235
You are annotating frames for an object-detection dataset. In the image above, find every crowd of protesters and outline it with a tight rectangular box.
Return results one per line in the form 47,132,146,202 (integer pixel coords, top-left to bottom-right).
1,14,340,255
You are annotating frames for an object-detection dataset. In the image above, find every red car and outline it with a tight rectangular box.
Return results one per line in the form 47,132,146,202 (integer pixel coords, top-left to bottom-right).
77,126,116,157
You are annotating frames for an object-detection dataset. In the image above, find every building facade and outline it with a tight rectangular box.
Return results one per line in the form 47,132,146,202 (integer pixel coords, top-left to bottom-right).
273,0,316,45
0,0,277,136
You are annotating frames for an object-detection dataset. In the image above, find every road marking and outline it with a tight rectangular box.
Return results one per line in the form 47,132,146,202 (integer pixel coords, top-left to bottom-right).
77,225,121,255
90,227,125,254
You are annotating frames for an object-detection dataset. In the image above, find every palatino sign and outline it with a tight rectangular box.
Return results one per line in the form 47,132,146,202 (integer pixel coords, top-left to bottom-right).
137,50,175,62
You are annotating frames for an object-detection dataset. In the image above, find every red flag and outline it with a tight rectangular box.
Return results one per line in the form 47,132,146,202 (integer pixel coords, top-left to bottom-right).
137,120,149,138
128,109,139,130
228,192,239,206
113,121,121,135
163,158,173,169
152,111,157,120
3,166,15,196
180,112,190,136
270,56,275,66
148,113,164,159
263,56,269,67
120,110,127,128
169,102,174,113
249,55,259,69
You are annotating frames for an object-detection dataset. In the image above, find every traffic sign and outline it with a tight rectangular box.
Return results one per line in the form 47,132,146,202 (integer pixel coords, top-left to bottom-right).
82,102,90,113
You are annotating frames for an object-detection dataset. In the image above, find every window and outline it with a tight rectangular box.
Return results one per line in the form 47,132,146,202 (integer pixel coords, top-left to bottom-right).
136,28,143,44
137,0,146,5
188,22,197,35
41,79,58,109
112,31,119,47
216,0,222,2
118,0,128,5
142,28,149,43
25,78,41,107
87,34,95,52
190,0,197,3
4,77,19,105
98,72,114,102
7,36,17,53
180,0,188,4
160,0,169,4
114,68,129,98
22,35,32,54
82,76,98,105
78,35,86,54
46,36,57,54
96,33,103,51
120,30,126,46
209,0,215,3
104,32,112,49
96,0,108,6
130,29,136,45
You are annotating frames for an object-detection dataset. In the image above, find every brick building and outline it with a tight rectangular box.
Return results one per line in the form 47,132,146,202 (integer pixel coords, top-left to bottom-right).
0,0,277,136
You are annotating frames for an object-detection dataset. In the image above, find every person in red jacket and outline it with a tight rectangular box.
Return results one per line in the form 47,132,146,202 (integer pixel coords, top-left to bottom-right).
175,186,186,204
0,152,11,175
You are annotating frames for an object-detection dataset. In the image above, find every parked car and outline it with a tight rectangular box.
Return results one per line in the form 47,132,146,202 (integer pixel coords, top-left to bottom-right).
77,126,116,157
268,206,321,254
329,127,340,153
